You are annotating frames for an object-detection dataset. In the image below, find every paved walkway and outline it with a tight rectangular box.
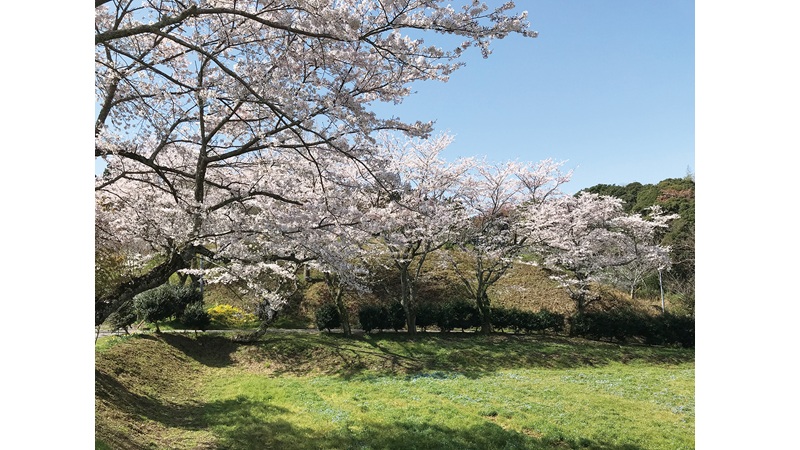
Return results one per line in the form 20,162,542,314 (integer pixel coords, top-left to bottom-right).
94,327,364,339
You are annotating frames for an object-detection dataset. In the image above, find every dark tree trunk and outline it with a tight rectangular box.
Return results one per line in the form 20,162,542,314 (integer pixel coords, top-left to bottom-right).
333,286,351,337
398,266,416,337
476,290,492,335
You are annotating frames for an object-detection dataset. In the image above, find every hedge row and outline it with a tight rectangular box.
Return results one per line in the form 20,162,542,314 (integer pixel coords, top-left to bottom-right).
491,307,565,334
357,303,406,333
315,300,565,335
569,310,694,348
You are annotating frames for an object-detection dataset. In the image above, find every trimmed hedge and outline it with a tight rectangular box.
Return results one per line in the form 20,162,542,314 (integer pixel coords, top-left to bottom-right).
414,302,439,331
354,301,564,335
357,303,405,333
133,284,202,331
436,299,481,332
315,303,341,332
180,301,211,333
349,301,692,349
569,310,694,348
491,307,564,334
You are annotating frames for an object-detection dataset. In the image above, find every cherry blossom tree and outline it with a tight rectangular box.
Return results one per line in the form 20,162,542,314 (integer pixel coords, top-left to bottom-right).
525,193,677,314
299,224,373,337
448,159,571,334
94,0,536,325
361,133,472,336
597,206,675,301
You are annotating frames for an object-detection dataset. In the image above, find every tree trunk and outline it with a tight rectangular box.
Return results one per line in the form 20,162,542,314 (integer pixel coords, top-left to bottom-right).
334,286,351,337
398,266,416,337
574,293,586,315
233,305,278,342
405,306,417,335
476,290,492,335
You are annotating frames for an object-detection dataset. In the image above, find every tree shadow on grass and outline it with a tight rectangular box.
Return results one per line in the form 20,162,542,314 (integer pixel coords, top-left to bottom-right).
155,333,242,367
198,397,647,450
95,368,212,449
144,330,693,381
97,376,650,450
255,332,693,380
97,333,689,449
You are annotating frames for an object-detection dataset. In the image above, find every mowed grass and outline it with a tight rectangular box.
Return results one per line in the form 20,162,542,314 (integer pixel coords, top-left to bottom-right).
96,332,694,450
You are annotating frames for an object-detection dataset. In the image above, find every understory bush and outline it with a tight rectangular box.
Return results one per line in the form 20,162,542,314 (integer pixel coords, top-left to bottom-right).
643,312,695,348
106,302,138,334
180,301,211,333
436,299,480,332
133,284,202,332
414,302,440,331
345,298,689,348
570,309,694,348
492,307,565,334
358,304,384,333
357,303,406,333
351,301,564,336
315,303,341,332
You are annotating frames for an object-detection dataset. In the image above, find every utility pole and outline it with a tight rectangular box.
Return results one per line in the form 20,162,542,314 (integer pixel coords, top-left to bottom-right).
199,256,204,297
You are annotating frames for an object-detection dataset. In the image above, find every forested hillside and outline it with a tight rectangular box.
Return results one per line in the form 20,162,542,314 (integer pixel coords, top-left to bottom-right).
581,175,695,314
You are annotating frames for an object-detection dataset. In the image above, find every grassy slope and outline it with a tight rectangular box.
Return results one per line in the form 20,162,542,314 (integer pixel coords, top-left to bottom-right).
96,333,694,450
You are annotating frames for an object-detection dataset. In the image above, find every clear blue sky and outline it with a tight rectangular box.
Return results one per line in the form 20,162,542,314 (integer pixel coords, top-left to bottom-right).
373,0,695,193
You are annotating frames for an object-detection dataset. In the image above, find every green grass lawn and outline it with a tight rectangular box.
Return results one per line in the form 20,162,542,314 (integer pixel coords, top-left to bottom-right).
96,332,694,450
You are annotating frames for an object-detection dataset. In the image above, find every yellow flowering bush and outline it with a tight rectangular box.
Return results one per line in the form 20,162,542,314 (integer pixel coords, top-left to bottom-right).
206,304,259,328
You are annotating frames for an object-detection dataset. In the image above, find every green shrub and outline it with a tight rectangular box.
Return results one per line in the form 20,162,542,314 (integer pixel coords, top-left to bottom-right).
180,302,211,333
515,310,538,334
315,303,341,332
207,304,259,329
106,302,138,334
357,303,406,333
490,306,516,333
415,302,440,331
132,283,204,332
570,313,597,339
570,309,694,348
644,313,695,348
358,304,385,334
171,285,203,315
133,284,185,331
437,299,480,332
388,302,406,332
666,313,694,348
569,310,634,342
489,307,565,335
535,310,566,333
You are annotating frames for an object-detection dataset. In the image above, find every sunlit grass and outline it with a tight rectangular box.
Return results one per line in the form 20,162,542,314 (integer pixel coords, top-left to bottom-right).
201,363,693,449
96,333,694,450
